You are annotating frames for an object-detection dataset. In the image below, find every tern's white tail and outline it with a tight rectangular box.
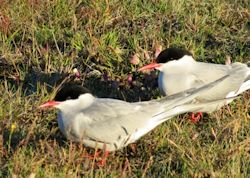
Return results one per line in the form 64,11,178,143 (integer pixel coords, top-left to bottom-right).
237,68,250,95
237,79,250,95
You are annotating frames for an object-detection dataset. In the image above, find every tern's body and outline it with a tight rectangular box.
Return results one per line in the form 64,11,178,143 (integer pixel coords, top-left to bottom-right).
139,48,250,113
56,93,171,151
40,76,230,151
158,56,250,112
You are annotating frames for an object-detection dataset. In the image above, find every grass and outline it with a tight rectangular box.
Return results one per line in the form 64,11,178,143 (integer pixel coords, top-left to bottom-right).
0,0,249,177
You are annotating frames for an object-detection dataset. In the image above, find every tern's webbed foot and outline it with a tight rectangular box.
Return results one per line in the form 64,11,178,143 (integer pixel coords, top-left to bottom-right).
83,150,110,167
96,151,110,167
190,112,203,123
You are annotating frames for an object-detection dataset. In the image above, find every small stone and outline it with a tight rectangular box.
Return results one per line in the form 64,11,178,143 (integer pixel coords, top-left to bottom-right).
130,54,140,65
127,74,133,83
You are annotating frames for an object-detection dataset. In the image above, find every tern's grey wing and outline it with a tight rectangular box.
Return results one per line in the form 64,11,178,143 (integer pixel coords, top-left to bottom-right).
76,99,164,151
193,62,250,100
81,98,161,122
157,96,238,118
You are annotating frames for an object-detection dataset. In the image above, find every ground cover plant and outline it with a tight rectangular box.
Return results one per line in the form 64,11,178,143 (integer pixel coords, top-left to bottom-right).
0,0,249,177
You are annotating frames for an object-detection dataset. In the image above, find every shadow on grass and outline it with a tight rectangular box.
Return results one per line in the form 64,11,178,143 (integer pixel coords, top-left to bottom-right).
83,71,159,102
1,60,160,101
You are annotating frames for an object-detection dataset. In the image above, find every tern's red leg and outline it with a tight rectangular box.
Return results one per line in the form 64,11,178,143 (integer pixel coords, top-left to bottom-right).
97,151,110,167
190,112,203,123
82,149,109,167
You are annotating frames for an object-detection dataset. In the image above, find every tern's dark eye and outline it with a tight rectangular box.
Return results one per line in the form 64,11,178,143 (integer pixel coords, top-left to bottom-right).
54,84,90,101
156,47,193,63
66,96,72,100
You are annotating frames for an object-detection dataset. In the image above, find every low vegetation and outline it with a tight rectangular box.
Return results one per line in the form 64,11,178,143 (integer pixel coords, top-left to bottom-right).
0,0,249,177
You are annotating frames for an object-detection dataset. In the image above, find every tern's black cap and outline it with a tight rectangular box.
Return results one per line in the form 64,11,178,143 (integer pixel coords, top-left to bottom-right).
54,84,91,101
156,47,193,63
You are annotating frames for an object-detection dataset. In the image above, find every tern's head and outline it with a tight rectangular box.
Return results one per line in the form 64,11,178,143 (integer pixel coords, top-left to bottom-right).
39,85,93,110
138,47,193,72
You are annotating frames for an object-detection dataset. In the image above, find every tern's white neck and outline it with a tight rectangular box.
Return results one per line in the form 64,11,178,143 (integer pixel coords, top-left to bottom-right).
55,93,95,112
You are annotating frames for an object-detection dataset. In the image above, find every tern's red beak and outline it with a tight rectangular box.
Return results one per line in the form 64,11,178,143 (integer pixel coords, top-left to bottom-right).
39,101,61,108
138,63,162,72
